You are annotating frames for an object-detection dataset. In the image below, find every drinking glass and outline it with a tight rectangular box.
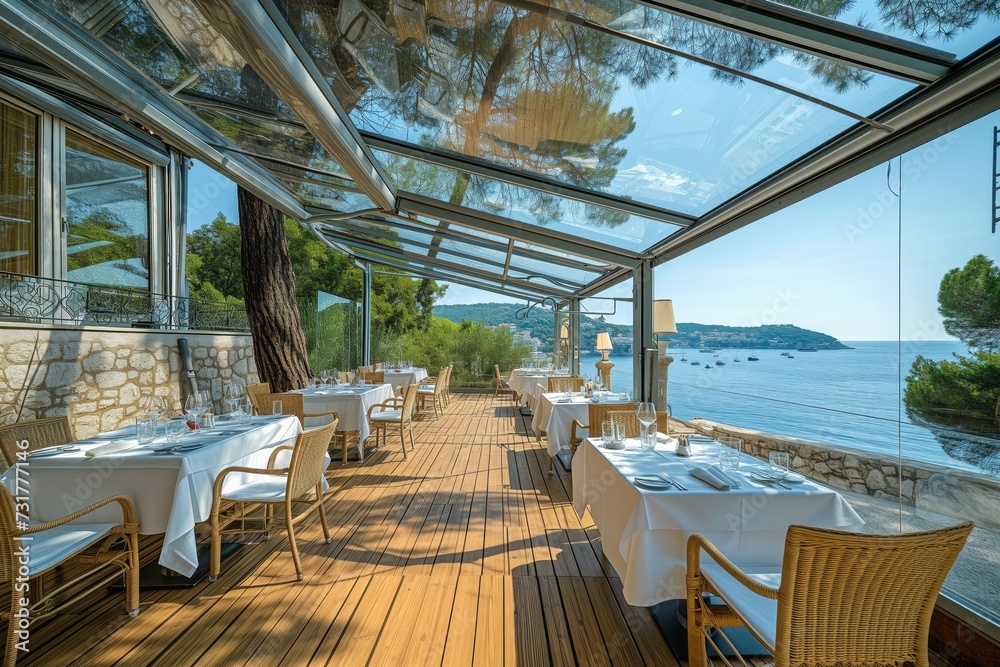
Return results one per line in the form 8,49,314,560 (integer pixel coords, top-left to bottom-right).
143,395,167,434
240,397,253,423
223,383,240,415
166,420,186,443
769,451,790,480
272,400,283,416
717,436,743,473
636,402,656,449
602,420,614,445
136,415,156,444
320,369,329,385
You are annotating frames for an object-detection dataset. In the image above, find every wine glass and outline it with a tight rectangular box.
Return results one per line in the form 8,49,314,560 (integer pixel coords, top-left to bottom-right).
636,402,656,449
144,395,167,434
320,369,329,386
769,451,790,480
184,394,200,430
223,383,244,416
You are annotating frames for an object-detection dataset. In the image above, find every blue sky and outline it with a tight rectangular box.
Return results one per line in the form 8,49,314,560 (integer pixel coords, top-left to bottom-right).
187,110,1000,342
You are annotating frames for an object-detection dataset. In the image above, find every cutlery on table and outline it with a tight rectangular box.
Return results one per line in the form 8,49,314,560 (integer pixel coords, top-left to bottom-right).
749,472,791,490
658,472,688,491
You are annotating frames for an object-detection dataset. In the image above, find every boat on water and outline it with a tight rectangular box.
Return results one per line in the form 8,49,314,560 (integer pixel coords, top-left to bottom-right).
797,347,818,352
681,352,688,361
787,354,795,358
715,360,725,366
733,350,741,362
691,361,700,366
780,352,790,356
699,348,716,353
747,355,760,361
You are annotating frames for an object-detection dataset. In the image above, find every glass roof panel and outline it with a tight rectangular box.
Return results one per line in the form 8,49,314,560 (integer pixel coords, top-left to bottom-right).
276,0,914,215
279,179,375,212
373,151,678,251
765,0,1000,59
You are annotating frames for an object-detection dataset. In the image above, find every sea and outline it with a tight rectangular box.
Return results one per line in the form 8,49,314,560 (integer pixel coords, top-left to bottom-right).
579,341,998,476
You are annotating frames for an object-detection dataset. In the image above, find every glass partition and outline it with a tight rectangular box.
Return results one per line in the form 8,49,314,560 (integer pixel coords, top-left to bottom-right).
301,290,362,375
656,106,1000,628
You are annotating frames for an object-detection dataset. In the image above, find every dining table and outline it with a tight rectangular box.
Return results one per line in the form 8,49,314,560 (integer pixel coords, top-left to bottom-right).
0,414,305,578
293,383,395,462
506,368,567,407
531,391,634,459
382,367,428,391
572,436,864,606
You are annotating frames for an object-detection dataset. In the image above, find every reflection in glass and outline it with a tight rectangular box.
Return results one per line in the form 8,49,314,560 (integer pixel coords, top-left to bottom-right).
0,100,36,275
65,131,149,288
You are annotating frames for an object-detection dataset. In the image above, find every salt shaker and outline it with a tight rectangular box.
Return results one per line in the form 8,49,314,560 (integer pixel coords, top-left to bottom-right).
676,434,692,457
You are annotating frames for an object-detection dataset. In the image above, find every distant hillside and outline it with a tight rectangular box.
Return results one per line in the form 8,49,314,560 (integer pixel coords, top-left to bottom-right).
434,303,850,352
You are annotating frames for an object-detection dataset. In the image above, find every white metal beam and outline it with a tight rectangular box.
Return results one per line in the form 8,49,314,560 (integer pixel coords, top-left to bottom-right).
191,0,397,211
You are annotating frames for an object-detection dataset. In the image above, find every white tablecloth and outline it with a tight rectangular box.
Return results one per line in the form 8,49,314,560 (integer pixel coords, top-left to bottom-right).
508,373,551,407
298,384,394,459
383,367,428,390
2,415,304,577
572,438,864,606
532,393,635,457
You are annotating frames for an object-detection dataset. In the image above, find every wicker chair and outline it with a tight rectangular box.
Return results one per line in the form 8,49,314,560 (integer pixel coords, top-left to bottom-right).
443,364,454,407
417,366,448,418
267,392,340,455
569,402,639,454
338,372,351,384
367,383,418,460
245,382,272,416
0,416,73,466
210,420,338,582
367,371,385,384
494,365,516,402
548,376,584,393
686,522,973,667
0,485,140,667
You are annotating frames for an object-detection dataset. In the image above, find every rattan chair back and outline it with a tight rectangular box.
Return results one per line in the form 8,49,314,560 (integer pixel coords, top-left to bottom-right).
0,416,73,466
268,392,303,420
587,403,639,434
287,420,337,500
245,382,272,416
548,376,584,393
367,371,385,384
774,522,972,667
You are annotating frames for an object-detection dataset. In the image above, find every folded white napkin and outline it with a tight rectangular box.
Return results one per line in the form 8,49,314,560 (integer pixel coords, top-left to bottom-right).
85,439,140,458
689,466,731,490
707,464,741,488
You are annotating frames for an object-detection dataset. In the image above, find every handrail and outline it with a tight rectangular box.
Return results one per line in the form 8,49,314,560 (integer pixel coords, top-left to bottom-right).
0,271,248,332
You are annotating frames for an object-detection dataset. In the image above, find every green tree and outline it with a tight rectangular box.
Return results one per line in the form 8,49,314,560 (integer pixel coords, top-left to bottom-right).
904,254,1000,432
187,213,244,299
938,254,1000,350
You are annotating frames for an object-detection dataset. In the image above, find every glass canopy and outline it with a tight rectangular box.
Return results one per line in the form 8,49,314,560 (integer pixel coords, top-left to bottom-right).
9,0,998,301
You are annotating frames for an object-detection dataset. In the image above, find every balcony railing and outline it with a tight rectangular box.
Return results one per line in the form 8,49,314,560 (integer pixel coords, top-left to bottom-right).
0,271,249,332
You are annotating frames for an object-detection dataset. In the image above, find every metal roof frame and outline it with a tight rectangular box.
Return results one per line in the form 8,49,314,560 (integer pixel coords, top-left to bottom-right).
316,226,575,298
364,133,697,229
637,0,955,84
190,0,396,211
317,221,583,289
0,0,312,221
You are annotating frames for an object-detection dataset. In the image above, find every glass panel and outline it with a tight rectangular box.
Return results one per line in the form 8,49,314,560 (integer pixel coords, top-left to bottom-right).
65,130,150,288
279,178,376,212
0,99,36,275
899,110,1000,623
278,0,913,214
374,150,679,251
301,290,362,374
766,0,1000,59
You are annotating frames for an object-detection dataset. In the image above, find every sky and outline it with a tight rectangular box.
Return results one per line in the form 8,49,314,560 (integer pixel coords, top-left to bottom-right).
184,110,999,343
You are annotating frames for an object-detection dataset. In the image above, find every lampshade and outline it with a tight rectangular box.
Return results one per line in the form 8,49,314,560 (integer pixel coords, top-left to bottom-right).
560,324,569,339
596,332,613,351
653,299,677,335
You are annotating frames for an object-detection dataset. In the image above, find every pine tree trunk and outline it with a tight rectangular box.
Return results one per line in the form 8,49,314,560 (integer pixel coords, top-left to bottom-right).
237,187,312,393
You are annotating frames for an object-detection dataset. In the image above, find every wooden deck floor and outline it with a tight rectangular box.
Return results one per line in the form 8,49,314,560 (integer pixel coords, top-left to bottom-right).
19,393,682,666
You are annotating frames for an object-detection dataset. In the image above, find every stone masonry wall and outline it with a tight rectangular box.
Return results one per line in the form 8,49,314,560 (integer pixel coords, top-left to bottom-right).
680,417,1000,531
0,325,257,439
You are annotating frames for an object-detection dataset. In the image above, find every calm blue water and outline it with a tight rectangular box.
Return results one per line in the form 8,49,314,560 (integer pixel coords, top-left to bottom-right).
580,341,992,475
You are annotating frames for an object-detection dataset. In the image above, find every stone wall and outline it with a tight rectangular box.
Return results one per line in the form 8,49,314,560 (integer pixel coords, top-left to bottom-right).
0,325,257,439
681,418,1000,531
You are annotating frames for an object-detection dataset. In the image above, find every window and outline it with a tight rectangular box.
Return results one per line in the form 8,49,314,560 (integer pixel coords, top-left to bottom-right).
64,130,150,289
0,99,37,275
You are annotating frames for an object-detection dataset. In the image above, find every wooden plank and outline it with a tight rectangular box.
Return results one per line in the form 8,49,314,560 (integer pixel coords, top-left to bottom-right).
323,573,402,666
441,574,481,666
538,576,578,667
558,577,612,667
473,575,505,666
512,576,550,667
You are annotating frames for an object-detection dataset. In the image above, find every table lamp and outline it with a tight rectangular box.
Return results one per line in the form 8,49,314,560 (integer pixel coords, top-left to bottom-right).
595,332,613,362
595,332,614,391
653,299,677,353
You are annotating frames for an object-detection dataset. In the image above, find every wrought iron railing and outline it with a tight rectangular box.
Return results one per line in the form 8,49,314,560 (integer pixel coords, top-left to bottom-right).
0,271,249,332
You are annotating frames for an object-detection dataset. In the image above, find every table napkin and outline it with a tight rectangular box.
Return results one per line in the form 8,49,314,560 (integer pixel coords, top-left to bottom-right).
688,466,731,490
707,464,741,488
85,439,140,457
